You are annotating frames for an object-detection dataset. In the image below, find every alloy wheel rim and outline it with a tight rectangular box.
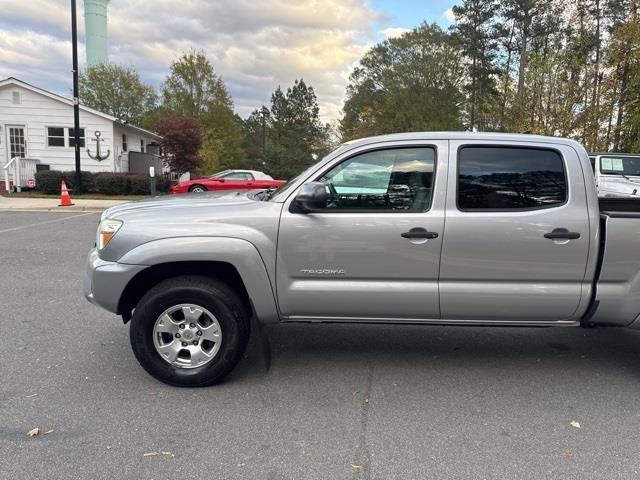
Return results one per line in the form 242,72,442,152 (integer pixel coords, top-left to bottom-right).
152,304,222,369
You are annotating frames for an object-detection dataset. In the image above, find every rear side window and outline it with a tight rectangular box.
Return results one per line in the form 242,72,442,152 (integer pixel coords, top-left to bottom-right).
458,146,567,210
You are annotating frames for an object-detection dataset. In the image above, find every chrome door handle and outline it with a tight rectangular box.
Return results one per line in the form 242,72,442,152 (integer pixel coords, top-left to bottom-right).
544,228,581,240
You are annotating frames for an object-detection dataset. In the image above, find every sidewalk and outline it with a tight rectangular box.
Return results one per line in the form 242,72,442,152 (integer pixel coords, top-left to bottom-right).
0,195,130,212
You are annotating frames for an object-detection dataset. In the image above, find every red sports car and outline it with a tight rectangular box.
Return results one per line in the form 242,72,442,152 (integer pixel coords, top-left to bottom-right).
169,170,286,194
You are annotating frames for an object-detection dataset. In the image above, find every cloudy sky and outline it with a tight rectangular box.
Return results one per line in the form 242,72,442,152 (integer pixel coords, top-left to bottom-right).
0,0,456,122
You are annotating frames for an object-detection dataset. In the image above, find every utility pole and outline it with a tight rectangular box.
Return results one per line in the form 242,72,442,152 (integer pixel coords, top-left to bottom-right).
260,106,270,167
71,0,82,194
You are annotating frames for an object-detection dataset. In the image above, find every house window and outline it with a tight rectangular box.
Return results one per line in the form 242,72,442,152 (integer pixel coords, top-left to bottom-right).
12,91,21,104
68,128,85,148
47,127,65,147
140,139,144,153
122,134,128,152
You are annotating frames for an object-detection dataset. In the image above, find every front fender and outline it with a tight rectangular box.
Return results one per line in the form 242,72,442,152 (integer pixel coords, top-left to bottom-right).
118,236,279,323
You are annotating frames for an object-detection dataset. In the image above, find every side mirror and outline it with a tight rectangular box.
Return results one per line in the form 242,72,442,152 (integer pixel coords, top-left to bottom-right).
217,177,226,183
292,182,327,213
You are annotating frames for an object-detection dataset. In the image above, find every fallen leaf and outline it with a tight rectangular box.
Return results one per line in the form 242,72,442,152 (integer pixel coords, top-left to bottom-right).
25,393,38,398
363,397,369,405
144,451,174,458
27,427,40,437
352,390,359,396
43,430,53,435
570,420,581,429
562,449,573,459
351,464,362,472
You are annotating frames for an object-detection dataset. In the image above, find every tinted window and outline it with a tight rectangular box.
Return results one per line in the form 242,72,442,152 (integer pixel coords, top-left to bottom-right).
318,147,436,211
458,147,567,210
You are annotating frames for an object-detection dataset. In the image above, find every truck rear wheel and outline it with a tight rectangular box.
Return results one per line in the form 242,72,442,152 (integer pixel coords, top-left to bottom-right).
129,276,250,387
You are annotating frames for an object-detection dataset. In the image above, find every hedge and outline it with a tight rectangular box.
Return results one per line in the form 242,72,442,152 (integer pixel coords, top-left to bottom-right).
33,170,95,194
34,170,170,196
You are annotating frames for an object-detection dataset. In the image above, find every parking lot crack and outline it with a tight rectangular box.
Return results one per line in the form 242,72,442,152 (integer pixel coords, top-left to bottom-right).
353,363,374,479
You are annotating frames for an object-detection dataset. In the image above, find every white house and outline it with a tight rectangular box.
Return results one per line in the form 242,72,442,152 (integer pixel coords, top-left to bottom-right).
0,77,161,189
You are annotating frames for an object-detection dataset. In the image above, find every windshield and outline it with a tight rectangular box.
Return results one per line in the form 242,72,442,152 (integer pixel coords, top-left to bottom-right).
266,166,315,200
210,170,231,178
268,143,354,201
600,156,640,176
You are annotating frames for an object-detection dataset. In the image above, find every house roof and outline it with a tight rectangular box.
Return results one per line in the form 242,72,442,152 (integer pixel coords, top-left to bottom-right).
0,77,161,141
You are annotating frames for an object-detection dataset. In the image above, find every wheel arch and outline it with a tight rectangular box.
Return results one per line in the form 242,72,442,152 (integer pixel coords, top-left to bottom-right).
116,237,279,324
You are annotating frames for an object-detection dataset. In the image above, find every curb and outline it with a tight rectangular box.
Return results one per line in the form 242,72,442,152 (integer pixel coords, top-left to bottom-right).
0,207,106,213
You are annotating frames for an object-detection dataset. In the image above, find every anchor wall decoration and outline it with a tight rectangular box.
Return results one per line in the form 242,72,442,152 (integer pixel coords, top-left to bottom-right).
87,130,111,161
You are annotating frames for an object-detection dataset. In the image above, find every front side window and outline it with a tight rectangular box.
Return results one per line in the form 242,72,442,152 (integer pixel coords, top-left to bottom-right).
458,146,567,210
318,147,436,212
47,127,65,147
68,128,85,148
600,156,640,176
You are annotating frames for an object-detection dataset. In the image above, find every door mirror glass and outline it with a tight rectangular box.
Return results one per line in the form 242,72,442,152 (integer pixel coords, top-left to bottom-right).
293,182,327,213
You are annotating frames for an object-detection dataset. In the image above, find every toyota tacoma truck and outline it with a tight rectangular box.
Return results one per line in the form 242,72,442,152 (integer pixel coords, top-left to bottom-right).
85,132,640,387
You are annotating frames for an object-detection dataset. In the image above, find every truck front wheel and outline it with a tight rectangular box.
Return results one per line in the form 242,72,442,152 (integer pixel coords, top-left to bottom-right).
129,276,250,387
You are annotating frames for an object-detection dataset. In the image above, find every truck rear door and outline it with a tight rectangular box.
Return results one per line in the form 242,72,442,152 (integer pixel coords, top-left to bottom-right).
439,142,591,322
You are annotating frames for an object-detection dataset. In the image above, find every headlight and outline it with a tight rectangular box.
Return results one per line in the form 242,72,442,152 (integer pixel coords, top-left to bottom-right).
97,219,123,250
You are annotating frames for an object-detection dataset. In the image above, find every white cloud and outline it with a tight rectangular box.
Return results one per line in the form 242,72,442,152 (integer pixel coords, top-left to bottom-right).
0,0,383,122
382,27,410,39
443,7,456,23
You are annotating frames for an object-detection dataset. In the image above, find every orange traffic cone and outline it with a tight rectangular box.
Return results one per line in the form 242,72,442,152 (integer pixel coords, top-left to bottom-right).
59,180,74,207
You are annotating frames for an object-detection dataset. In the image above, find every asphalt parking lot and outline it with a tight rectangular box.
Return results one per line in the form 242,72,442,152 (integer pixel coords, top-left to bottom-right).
2,210,640,479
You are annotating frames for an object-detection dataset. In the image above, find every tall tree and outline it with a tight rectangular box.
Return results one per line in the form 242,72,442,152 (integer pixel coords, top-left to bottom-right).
451,0,501,131
79,64,157,125
161,51,245,173
267,79,330,178
341,23,464,139
161,50,231,117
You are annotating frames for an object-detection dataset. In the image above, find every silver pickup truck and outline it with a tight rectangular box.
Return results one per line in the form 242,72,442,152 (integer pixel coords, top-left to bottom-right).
85,132,640,387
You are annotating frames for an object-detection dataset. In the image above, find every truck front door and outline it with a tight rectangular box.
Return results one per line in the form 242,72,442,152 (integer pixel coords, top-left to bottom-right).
439,142,591,322
276,141,447,321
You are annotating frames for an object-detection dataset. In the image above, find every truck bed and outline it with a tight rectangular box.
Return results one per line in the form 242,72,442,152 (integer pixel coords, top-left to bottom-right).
590,199,640,327
599,197,640,216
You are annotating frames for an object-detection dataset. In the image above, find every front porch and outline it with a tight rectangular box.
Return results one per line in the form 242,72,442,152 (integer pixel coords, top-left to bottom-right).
1,157,39,193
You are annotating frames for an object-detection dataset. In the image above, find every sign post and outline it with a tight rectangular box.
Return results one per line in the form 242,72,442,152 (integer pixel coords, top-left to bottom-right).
149,166,156,197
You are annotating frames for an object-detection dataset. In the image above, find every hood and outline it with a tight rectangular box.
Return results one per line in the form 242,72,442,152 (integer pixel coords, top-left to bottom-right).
102,190,254,220
599,176,640,197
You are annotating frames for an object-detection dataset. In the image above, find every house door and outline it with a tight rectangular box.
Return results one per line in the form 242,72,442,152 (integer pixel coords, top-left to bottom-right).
6,126,27,160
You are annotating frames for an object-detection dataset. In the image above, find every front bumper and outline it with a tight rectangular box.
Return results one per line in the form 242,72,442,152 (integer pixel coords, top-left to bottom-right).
84,248,147,314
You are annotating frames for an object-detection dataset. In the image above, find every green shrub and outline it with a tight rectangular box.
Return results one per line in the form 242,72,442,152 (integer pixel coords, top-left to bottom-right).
94,172,159,195
128,175,150,195
35,170,95,194
156,177,171,193
35,170,167,196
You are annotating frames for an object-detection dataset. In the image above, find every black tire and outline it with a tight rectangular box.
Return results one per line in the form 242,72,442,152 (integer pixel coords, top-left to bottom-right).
188,184,207,192
129,275,250,387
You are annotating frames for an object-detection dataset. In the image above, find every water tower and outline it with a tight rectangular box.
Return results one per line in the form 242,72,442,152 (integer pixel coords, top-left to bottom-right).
84,0,109,66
